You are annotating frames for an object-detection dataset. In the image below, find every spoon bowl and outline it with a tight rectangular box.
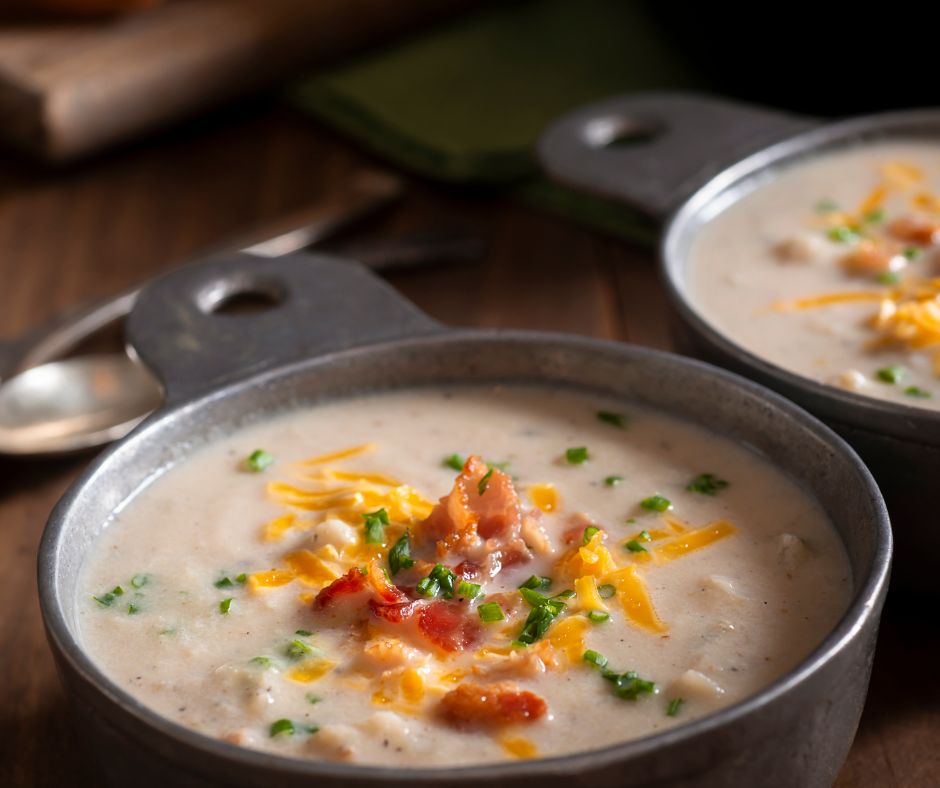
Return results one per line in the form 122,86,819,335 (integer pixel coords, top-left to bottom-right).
0,355,163,455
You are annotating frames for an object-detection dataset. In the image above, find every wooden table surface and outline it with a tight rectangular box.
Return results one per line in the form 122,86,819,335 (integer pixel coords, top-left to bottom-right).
0,100,937,787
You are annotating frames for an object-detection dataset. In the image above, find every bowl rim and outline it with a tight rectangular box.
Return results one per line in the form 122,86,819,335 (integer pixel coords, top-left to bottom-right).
39,328,892,782
661,107,940,442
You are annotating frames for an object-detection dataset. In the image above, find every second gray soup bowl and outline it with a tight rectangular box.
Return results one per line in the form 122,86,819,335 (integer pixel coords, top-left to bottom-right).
540,90,938,588
39,253,890,787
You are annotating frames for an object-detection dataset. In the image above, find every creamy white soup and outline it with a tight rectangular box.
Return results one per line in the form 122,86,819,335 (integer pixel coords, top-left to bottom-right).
688,141,940,409
78,387,851,766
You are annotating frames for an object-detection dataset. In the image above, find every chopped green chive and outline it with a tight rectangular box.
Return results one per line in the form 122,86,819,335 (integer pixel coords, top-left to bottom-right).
814,198,838,213
876,271,902,285
626,517,636,524
864,208,886,223
586,654,657,701
640,495,671,512
478,468,494,496
457,580,482,599
295,630,313,637
520,575,552,591
131,574,149,589
552,589,576,600
215,576,234,588
220,598,233,614
905,386,932,398
876,365,905,384
128,604,140,615
306,693,322,704
827,226,860,244
597,584,616,599
666,698,684,717
604,475,624,486
270,719,295,737
597,411,626,429
388,530,416,575
566,447,589,464
625,539,648,554
247,449,274,472
417,564,459,599
416,577,440,597
362,508,389,544
686,474,729,496
251,657,270,665
286,639,312,660
478,602,505,623
587,611,610,623
93,586,125,607
510,640,527,648
638,530,651,541
584,650,608,669
904,246,924,260
582,526,600,545
516,587,570,644
235,573,247,583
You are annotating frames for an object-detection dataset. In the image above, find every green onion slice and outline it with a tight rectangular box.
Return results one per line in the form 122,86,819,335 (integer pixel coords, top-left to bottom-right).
247,449,275,472
587,611,610,623
582,526,600,545
306,693,322,704
583,650,608,669
286,639,312,660
388,530,416,575
519,575,552,591
640,495,671,512
625,539,648,554
597,411,626,429
666,698,684,717
219,598,233,614
905,386,932,398
597,584,616,599
686,474,729,496
566,446,589,464
478,602,505,623
362,508,389,544
876,365,905,384
604,475,624,486
131,574,149,589
444,454,465,471
270,719,295,737
478,468,494,496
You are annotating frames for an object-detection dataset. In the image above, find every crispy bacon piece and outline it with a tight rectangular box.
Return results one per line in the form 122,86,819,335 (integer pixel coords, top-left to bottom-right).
416,456,529,576
438,681,549,728
418,600,483,652
840,239,905,276
314,560,417,622
889,216,940,245
421,457,520,542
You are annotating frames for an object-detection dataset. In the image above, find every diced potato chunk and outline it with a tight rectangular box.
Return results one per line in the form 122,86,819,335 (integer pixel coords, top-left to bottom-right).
670,669,725,702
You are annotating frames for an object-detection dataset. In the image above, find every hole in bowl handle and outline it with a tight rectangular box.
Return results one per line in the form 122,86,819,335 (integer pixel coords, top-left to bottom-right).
538,91,820,221
125,252,443,407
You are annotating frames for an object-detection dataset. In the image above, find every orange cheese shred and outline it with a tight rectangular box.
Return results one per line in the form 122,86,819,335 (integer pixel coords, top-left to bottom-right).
655,519,738,563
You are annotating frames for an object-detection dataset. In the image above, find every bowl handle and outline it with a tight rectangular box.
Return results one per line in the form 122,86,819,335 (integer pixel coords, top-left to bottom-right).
125,252,443,407
538,91,819,221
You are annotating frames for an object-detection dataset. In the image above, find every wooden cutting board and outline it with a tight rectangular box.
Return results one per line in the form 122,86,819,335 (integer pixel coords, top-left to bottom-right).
0,0,489,162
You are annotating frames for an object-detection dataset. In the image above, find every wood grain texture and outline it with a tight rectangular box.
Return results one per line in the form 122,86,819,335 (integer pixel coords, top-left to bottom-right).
0,101,934,787
0,0,490,161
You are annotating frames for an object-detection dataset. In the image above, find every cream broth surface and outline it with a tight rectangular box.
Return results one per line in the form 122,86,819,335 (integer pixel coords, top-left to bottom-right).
78,387,851,766
687,141,940,409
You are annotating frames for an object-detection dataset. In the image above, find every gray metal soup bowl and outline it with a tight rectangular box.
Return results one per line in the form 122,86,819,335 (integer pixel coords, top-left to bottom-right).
540,92,939,588
39,253,890,788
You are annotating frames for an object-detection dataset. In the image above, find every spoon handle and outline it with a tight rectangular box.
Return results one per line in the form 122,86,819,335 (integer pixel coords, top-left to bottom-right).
0,170,404,383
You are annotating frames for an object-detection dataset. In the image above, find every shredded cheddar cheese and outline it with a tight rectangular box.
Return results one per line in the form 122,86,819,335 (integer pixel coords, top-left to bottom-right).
573,575,608,611
528,483,558,512
499,734,540,759
655,519,738,563
547,616,588,663
605,564,666,633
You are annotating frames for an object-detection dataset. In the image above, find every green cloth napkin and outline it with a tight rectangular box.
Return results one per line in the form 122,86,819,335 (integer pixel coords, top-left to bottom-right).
286,0,703,245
